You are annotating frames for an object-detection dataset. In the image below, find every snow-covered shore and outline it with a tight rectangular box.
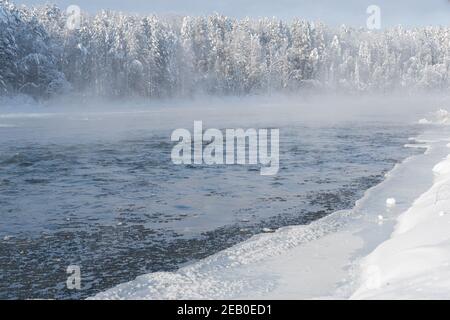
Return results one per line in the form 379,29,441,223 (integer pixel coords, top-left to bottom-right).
351,110,450,299
352,148,450,299
92,111,450,300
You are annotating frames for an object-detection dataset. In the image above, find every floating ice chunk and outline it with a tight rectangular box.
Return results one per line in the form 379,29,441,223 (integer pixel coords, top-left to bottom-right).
418,118,430,124
386,198,396,208
262,228,275,233
378,215,384,221
3,235,11,241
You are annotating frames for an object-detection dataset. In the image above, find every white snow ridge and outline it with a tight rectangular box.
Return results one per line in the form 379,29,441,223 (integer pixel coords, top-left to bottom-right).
418,109,450,125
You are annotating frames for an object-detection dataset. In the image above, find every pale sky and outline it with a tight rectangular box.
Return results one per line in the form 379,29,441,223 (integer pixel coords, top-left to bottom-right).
15,0,450,27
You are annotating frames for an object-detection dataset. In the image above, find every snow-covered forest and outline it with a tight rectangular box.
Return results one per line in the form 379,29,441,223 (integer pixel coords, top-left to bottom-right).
1,0,449,100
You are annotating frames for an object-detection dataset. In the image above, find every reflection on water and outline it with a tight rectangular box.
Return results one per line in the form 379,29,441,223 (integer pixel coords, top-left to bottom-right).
0,112,422,299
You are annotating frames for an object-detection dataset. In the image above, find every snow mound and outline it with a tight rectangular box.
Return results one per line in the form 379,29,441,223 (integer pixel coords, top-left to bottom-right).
418,109,450,125
386,198,396,208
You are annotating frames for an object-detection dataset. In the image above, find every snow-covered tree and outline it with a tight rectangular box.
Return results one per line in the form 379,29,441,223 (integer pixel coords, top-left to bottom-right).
1,0,449,100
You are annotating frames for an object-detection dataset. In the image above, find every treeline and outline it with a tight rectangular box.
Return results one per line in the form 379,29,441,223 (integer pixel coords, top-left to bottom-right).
0,0,449,100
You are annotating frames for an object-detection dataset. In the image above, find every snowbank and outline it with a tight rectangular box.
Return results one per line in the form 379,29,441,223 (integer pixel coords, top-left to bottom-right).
418,109,450,125
352,147,450,299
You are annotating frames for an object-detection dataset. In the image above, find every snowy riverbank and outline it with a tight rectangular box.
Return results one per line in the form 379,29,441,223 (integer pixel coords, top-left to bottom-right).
92,110,450,300
352,136,450,298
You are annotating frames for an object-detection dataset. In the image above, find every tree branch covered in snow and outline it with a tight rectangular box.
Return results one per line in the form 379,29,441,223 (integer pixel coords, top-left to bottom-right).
1,0,449,100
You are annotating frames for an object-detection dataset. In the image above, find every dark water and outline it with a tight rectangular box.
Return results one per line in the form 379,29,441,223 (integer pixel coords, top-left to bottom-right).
0,110,422,299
